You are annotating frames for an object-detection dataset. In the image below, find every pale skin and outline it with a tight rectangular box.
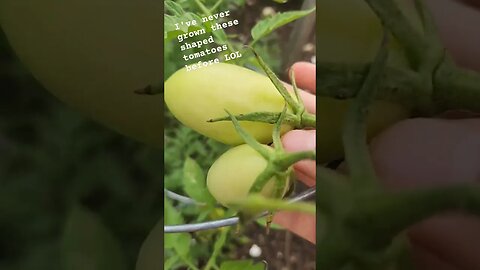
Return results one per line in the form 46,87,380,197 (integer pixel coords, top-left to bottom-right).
273,0,480,268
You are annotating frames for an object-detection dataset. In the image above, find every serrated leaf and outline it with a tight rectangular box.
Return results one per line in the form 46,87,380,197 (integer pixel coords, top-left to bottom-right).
135,218,163,270
220,260,266,270
182,157,216,205
61,205,127,270
251,8,315,42
164,1,205,41
164,1,184,16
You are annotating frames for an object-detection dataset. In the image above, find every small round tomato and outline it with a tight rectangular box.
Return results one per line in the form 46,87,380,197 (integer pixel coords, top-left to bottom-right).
206,144,289,207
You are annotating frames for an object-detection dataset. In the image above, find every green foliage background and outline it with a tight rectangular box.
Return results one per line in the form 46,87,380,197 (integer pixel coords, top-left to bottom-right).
0,29,163,269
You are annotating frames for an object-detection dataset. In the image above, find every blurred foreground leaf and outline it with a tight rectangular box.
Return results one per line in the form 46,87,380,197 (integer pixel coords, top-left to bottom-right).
220,260,266,270
136,218,163,270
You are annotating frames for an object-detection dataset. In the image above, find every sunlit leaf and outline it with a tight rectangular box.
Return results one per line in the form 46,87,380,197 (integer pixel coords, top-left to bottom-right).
183,157,216,205
251,8,315,42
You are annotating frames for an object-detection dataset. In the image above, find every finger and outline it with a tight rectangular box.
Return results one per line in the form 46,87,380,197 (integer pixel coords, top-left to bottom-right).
282,130,316,187
293,169,316,187
289,62,316,94
426,0,480,71
370,118,480,269
272,211,316,244
409,215,480,270
410,242,460,270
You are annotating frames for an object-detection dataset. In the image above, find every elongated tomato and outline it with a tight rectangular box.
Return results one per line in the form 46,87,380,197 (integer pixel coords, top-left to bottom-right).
165,63,292,145
0,0,163,146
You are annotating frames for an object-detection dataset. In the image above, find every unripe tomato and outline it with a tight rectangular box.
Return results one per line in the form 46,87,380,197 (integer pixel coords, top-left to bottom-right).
165,62,408,162
317,0,421,67
0,0,163,146
164,63,292,145
206,144,289,207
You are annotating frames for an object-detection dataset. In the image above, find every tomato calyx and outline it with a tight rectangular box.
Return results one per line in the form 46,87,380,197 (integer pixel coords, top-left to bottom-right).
222,104,315,216
208,48,316,130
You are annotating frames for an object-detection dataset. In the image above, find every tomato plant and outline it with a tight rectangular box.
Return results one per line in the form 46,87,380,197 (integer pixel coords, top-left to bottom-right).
161,1,317,269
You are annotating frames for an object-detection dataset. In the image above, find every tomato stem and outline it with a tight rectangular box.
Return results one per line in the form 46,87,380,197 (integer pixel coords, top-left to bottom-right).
248,47,300,113
343,32,388,189
272,105,288,152
317,60,480,114
208,111,316,129
231,194,316,214
134,81,163,95
275,151,316,169
364,0,427,67
225,110,271,159
348,185,480,248
248,165,277,194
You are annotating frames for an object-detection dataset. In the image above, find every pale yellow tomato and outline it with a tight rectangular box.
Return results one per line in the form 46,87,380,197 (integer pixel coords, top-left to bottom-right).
206,144,289,207
0,0,163,146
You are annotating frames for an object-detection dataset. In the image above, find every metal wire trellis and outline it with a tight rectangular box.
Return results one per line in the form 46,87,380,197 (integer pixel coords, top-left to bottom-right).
164,187,316,233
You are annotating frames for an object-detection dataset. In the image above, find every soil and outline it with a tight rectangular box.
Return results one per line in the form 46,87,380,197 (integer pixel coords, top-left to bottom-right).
235,223,316,270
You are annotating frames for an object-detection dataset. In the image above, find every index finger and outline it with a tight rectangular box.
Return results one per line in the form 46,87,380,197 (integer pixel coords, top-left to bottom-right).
289,62,316,94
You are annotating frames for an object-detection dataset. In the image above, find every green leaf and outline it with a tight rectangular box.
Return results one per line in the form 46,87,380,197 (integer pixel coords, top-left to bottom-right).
204,227,230,268
251,8,315,42
173,233,192,258
164,197,196,268
164,1,205,41
182,157,216,205
164,196,184,250
231,194,316,214
164,255,180,270
220,260,266,270
164,196,184,226
135,218,163,270
61,205,127,270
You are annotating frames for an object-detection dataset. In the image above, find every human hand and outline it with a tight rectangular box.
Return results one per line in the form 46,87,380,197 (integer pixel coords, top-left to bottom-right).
272,63,480,268
370,2,480,268
273,0,480,262
272,62,317,244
